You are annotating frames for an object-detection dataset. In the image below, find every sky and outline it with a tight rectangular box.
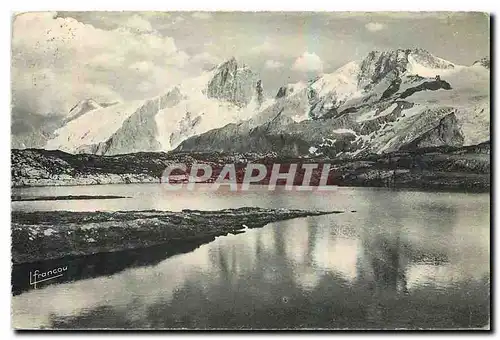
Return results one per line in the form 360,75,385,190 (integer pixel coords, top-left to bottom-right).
11,11,489,118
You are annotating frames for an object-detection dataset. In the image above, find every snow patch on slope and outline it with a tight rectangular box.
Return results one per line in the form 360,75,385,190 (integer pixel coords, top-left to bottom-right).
356,103,398,122
406,54,460,78
155,70,267,150
46,100,144,152
285,81,308,95
455,103,490,146
332,128,357,135
68,99,101,118
311,61,361,101
46,62,267,154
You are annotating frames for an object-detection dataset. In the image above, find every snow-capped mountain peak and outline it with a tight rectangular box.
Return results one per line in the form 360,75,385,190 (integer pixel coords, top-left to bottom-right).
311,61,361,99
356,48,455,87
407,48,455,69
65,99,120,124
45,50,489,158
176,48,489,158
66,99,103,123
46,57,266,155
206,57,261,107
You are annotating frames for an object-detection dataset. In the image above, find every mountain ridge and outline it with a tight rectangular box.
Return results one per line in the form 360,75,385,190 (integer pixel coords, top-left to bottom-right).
45,58,266,155
175,48,489,157
41,48,489,158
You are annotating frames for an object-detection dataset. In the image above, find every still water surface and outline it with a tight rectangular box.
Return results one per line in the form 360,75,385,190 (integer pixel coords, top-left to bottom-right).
11,185,490,329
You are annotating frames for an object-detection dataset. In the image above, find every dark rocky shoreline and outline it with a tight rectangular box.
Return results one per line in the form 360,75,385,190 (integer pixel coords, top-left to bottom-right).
11,195,128,202
11,208,341,264
11,143,490,192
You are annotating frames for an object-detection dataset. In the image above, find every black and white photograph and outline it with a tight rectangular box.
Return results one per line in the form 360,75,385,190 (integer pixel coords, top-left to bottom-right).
9,11,490,330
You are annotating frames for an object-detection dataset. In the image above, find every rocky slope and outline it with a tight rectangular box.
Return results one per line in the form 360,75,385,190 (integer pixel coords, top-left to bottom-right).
11,148,209,187
11,142,490,192
42,50,489,158
45,58,266,155
176,50,490,158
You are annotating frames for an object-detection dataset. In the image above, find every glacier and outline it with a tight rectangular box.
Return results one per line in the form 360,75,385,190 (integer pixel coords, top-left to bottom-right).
176,49,490,157
46,58,267,155
45,48,490,158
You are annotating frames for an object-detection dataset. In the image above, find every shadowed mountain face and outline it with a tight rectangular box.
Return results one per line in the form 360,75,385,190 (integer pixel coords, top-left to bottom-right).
176,49,489,157
15,49,489,159
43,59,264,155
11,109,64,149
206,57,261,108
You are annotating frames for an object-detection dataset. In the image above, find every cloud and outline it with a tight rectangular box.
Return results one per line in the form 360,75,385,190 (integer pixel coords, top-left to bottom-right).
123,14,153,33
11,12,194,115
191,12,212,20
264,59,284,69
129,60,154,73
365,22,386,32
152,14,185,29
292,52,323,73
250,38,289,57
251,39,274,54
190,52,221,69
172,16,185,24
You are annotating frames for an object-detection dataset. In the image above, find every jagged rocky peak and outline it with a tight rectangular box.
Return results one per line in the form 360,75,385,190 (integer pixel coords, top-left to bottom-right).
275,82,306,99
357,48,454,88
358,49,410,87
256,80,264,106
276,85,295,99
206,57,262,107
275,86,288,99
473,57,490,69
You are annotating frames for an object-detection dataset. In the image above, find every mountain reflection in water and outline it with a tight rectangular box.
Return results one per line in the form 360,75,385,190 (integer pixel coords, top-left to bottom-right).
11,188,489,329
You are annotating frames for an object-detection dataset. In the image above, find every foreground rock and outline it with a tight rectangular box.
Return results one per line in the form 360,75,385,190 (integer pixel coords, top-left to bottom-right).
11,208,340,264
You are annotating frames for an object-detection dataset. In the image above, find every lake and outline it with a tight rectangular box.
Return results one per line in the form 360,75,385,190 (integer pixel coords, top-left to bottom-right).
11,184,490,329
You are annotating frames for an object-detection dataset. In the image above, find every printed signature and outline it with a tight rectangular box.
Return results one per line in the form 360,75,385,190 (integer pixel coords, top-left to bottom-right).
29,266,68,289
